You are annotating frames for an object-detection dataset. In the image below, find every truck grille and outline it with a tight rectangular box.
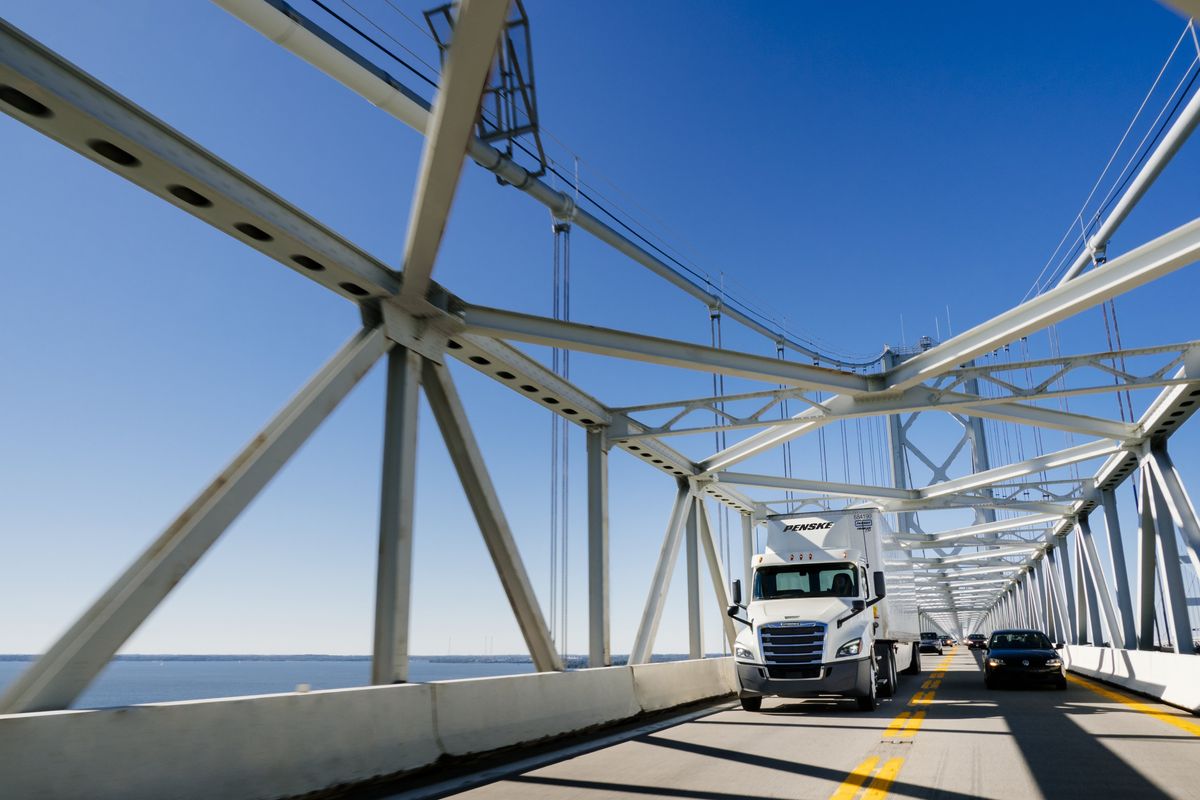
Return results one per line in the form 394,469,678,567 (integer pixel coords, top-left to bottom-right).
758,622,826,669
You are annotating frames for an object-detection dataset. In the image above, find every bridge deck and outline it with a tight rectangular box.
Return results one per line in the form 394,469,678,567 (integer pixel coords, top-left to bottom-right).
437,648,1200,800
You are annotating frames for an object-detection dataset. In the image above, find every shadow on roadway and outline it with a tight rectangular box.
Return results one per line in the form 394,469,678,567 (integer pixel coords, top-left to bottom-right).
945,649,1175,798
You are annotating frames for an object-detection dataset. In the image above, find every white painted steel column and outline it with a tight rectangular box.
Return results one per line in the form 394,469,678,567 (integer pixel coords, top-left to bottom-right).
685,497,702,660
741,514,754,594
1048,544,1077,644
630,484,692,665
1146,445,1200,587
586,428,611,668
1076,529,1104,644
1136,469,1160,649
1101,488,1139,649
697,500,738,651
422,359,563,672
372,347,421,684
1145,466,1195,653
0,326,391,713
1077,515,1124,648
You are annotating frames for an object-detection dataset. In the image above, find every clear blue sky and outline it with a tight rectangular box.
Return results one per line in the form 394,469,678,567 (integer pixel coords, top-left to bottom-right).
2,0,1199,656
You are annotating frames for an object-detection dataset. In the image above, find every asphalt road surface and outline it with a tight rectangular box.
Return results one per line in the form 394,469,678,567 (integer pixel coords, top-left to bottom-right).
440,647,1200,799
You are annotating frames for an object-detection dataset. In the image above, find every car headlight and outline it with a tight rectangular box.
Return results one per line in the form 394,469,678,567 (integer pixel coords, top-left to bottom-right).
1046,657,1062,667
735,646,754,660
836,638,862,657
987,657,1006,667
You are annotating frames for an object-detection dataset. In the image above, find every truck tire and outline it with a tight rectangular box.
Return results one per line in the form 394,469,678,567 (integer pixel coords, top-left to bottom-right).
900,643,921,675
877,646,898,698
856,661,878,711
740,696,762,711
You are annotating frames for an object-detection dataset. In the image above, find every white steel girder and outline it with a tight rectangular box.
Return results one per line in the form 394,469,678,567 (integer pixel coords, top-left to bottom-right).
887,217,1200,391
0,326,392,714
398,0,508,308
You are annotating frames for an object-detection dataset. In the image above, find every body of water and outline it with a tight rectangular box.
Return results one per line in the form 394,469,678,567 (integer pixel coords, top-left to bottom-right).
0,657,535,709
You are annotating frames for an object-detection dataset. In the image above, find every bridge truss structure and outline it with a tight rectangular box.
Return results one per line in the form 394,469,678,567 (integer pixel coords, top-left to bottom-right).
2,0,1200,716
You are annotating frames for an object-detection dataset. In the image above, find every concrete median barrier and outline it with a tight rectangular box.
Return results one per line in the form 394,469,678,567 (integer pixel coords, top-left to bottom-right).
0,682,440,800
1065,645,1200,713
0,657,736,799
632,657,737,713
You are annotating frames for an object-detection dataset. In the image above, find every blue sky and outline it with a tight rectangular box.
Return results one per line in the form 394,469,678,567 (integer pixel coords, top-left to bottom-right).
2,0,1199,656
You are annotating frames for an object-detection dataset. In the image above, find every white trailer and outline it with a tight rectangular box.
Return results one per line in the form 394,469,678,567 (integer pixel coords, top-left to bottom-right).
727,509,921,711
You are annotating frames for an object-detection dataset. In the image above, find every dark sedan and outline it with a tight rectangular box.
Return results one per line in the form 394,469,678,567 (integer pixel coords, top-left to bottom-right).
983,629,1066,690
966,633,987,650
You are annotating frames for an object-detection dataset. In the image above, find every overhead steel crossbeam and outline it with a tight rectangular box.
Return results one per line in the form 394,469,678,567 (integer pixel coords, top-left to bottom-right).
459,305,872,394
610,342,1196,441
210,0,888,369
885,219,1200,392
929,341,1200,402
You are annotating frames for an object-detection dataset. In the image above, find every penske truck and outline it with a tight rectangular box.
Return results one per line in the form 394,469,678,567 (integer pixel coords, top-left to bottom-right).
727,509,921,711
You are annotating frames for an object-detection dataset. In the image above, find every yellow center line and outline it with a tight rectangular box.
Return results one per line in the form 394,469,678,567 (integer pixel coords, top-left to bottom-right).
861,757,905,800
881,712,911,739
1067,674,1200,737
829,756,880,800
898,709,926,737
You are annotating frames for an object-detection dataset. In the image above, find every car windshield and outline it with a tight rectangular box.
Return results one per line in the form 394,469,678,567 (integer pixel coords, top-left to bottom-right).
921,632,938,640
969,634,985,640
754,563,858,600
989,631,1053,650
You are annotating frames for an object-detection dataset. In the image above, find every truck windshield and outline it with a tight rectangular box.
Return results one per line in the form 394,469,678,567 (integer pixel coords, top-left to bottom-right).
753,563,859,600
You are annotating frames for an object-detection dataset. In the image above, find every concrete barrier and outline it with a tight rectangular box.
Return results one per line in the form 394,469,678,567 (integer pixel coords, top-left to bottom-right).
432,665,641,756
1065,645,1200,714
0,682,440,800
631,657,738,713
0,657,734,800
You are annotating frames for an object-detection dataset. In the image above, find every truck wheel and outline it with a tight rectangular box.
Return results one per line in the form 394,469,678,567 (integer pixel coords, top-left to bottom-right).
740,696,762,711
877,647,898,698
900,643,921,675
856,662,878,711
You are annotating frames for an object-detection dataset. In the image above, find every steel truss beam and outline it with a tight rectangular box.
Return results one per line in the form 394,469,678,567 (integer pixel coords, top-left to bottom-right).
630,485,692,664
423,358,563,672
887,217,1200,390
460,305,871,394
398,0,508,308
0,18,400,302
372,346,422,684
698,385,1133,474
212,0,886,370
0,326,391,713
614,342,1196,441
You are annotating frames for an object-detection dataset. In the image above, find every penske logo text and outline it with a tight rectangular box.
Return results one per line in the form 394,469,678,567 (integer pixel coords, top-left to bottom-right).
784,521,834,532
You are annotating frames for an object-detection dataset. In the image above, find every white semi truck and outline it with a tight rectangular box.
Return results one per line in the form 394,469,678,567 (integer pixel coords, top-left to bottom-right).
727,509,921,711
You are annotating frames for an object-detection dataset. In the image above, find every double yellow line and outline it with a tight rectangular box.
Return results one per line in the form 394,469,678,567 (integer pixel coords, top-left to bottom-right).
828,649,955,799
829,755,903,800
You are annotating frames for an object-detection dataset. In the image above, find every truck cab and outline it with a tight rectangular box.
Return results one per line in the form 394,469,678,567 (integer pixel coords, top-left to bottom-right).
728,510,920,711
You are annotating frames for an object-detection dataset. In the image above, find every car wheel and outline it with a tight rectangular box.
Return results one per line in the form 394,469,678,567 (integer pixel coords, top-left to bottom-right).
856,662,879,711
985,677,995,690
740,696,762,711
1055,678,1067,691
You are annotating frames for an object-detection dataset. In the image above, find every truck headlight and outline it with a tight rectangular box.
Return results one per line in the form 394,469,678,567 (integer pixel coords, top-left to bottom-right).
836,638,862,657
987,657,1006,667
735,646,754,660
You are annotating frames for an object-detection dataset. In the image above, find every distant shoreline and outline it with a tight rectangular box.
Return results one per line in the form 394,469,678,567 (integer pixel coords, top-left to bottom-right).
0,653,709,664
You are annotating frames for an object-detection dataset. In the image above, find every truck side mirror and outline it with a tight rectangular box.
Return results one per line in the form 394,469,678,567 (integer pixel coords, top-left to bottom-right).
873,571,886,599
731,578,742,606
852,599,865,612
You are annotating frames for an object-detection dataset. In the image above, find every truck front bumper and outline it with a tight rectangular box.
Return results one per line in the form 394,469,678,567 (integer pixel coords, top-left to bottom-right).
736,657,872,699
